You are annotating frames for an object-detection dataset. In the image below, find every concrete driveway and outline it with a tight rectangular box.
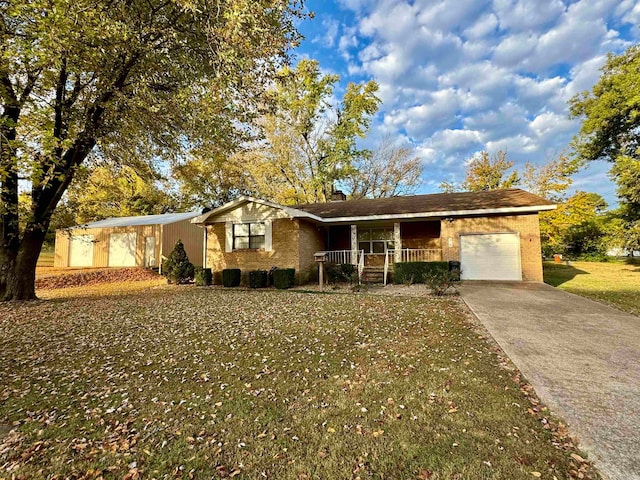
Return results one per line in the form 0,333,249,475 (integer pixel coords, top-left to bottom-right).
459,282,640,480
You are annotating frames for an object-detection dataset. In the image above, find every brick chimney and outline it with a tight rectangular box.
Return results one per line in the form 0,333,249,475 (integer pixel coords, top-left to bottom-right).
329,189,346,202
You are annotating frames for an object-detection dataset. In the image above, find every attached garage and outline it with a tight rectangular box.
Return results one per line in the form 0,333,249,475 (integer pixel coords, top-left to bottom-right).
460,233,522,281
54,212,204,269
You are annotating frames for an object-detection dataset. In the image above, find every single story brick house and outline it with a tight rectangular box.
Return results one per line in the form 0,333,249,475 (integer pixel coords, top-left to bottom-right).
54,212,204,269
192,188,555,283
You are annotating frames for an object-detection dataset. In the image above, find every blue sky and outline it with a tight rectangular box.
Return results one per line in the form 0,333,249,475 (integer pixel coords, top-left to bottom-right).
295,0,640,204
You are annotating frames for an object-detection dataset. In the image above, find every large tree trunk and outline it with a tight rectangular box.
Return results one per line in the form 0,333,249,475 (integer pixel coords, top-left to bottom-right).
2,229,45,301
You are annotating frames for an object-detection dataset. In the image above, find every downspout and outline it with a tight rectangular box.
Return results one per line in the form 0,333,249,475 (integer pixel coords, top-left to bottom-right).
158,225,163,274
202,225,207,269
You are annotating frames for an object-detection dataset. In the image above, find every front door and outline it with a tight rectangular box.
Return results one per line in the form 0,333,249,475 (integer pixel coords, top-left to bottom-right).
357,227,395,266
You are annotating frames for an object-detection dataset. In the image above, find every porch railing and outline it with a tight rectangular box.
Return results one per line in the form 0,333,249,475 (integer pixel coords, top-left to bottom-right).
315,250,365,284
323,249,356,265
317,248,443,286
395,248,442,263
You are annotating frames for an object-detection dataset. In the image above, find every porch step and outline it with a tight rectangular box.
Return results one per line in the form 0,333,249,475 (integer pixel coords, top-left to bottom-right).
361,267,389,284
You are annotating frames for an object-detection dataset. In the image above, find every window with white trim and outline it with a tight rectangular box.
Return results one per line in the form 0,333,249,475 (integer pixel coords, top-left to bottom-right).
233,222,266,250
358,228,394,254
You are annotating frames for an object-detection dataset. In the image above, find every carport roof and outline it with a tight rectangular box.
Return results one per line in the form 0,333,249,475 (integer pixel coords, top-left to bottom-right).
74,212,201,229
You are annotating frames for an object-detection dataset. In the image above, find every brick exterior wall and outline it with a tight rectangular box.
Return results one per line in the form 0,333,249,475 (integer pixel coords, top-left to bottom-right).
205,218,325,284
205,210,544,283
439,213,543,281
298,220,325,283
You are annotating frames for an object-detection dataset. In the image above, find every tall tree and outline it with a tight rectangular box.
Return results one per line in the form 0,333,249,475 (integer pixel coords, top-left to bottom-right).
439,150,519,192
522,154,584,255
240,59,380,204
0,0,303,300
570,44,640,221
173,154,252,209
345,135,422,199
62,165,179,225
539,191,607,256
521,154,581,202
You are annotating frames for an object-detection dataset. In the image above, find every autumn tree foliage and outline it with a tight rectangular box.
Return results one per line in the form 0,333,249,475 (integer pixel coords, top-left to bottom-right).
227,59,381,205
0,0,304,300
439,151,597,255
439,150,519,193
55,165,179,227
570,44,640,251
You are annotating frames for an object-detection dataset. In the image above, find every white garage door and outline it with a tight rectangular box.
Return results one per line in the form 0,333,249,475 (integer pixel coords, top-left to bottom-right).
69,235,94,267
108,233,137,267
460,233,522,281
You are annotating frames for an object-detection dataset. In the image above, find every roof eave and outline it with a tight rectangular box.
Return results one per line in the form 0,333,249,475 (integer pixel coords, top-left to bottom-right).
309,204,556,223
191,196,325,224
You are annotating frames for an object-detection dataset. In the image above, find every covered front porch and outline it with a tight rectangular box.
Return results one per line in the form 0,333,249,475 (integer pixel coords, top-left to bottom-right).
315,220,444,284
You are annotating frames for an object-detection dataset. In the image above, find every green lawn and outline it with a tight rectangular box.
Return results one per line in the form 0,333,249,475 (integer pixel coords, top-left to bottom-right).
0,286,597,479
544,261,640,315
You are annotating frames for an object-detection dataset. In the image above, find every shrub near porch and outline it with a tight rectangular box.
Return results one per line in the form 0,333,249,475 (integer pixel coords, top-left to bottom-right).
0,289,596,479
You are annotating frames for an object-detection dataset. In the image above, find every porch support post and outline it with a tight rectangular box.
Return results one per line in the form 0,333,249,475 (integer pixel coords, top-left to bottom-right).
394,222,401,263
350,225,358,265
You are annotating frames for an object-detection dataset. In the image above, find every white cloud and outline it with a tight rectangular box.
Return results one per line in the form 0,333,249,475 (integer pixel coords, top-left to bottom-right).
463,13,499,40
492,33,538,66
492,0,566,32
323,19,339,48
430,129,484,152
563,55,607,98
338,25,359,60
301,0,640,204
529,111,574,138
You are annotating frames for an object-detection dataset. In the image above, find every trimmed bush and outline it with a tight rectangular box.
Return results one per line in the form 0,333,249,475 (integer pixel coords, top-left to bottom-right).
249,270,268,288
393,261,449,284
222,268,241,287
325,262,357,284
273,268,295,289
162,239,194,284
425,269,457,296
194,267,212,286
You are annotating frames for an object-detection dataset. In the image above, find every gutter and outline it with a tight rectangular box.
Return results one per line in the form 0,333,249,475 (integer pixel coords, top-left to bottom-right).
310,204,557,223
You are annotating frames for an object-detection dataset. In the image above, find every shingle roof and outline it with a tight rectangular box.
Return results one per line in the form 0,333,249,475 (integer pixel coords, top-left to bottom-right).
76,211,202,229
295,189,554,219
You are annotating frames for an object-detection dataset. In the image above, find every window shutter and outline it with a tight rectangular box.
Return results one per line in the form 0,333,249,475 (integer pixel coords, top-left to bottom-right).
264,220,273,252
225,222,233,253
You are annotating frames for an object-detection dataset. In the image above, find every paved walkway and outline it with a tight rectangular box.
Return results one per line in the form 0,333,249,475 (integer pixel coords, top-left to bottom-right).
459,282,640,480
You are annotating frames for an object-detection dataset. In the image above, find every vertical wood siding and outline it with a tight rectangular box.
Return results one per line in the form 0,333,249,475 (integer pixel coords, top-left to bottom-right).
161,219,204,267
54,224,176,268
